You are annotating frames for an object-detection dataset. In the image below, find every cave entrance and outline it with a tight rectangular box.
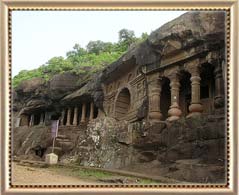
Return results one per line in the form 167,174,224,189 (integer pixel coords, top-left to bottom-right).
160,77,171,120
33,113,41,125
63,109,68,125
179,71,191,117
51,113,61,120
70,108,74,125
200,63,215,114
115,88,131,120
33,145,46,158
94,105,98,119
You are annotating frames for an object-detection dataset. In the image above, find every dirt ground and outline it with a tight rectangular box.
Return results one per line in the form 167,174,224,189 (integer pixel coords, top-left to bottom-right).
12,162,159,185
12,162,98,185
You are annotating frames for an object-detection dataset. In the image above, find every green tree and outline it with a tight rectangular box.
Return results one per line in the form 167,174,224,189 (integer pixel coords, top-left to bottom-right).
86,40,106,54
140,32,148,41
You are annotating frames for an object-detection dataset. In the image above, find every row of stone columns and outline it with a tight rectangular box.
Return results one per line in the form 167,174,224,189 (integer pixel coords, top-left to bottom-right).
148,67,203,122
28,112,45,126
148,60,224,122
61,102,95,126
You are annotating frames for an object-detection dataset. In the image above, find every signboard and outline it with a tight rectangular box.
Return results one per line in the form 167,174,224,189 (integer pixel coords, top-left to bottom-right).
51,120,59,138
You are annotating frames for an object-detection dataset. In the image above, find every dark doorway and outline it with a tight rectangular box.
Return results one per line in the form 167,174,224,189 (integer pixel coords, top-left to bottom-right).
94,105,98,119
180,71,191,117
63,109,68,125
70,108,74,125
51,113,61,120
34,113,41,125
115,88,131,120
160,77,171,120
200,63,215,114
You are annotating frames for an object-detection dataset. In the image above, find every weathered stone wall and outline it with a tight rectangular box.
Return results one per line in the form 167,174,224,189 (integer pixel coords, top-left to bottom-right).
103,66,147,122
61,117,137,168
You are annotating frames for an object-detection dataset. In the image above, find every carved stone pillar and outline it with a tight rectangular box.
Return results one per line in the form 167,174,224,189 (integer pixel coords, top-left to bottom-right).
60,109,65,126
29,114,34,126
167,73,182,121
66,107,72,126
186,61,203,117
147,73,163,122
213,62,225,109
39,113,44,125
89,102,94,120
81,103,86,123
73,107,78,126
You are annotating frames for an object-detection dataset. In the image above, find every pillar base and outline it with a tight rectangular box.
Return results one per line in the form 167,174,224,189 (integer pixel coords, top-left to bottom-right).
149,111,163,122
189,103,203,113
167,103,182,122
167,115,181,122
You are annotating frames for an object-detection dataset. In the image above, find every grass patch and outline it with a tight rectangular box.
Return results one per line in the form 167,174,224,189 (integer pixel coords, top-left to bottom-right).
49,165,114,180
48,164,160,184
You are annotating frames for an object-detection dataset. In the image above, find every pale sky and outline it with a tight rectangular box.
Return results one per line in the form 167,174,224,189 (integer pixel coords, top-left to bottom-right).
12,11,186,76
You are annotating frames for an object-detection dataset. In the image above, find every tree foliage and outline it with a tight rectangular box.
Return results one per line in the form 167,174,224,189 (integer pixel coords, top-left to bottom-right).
13,29,148,88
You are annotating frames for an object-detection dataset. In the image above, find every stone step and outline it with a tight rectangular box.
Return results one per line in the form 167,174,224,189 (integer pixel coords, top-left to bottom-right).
18,160,47,168
56,139,71,143
58,127,86,132
55,141,74,151
56,134,68,139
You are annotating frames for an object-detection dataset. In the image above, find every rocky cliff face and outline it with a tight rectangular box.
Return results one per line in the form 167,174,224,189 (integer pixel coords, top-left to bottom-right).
13,72,91,115
101,11,225,81
13,114,226,183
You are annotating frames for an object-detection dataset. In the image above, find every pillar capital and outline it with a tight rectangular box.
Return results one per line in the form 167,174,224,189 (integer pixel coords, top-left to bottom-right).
206,51,221,65
147,72,163,83
184,59,201,76
147,75,163,96
163,66,180,79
